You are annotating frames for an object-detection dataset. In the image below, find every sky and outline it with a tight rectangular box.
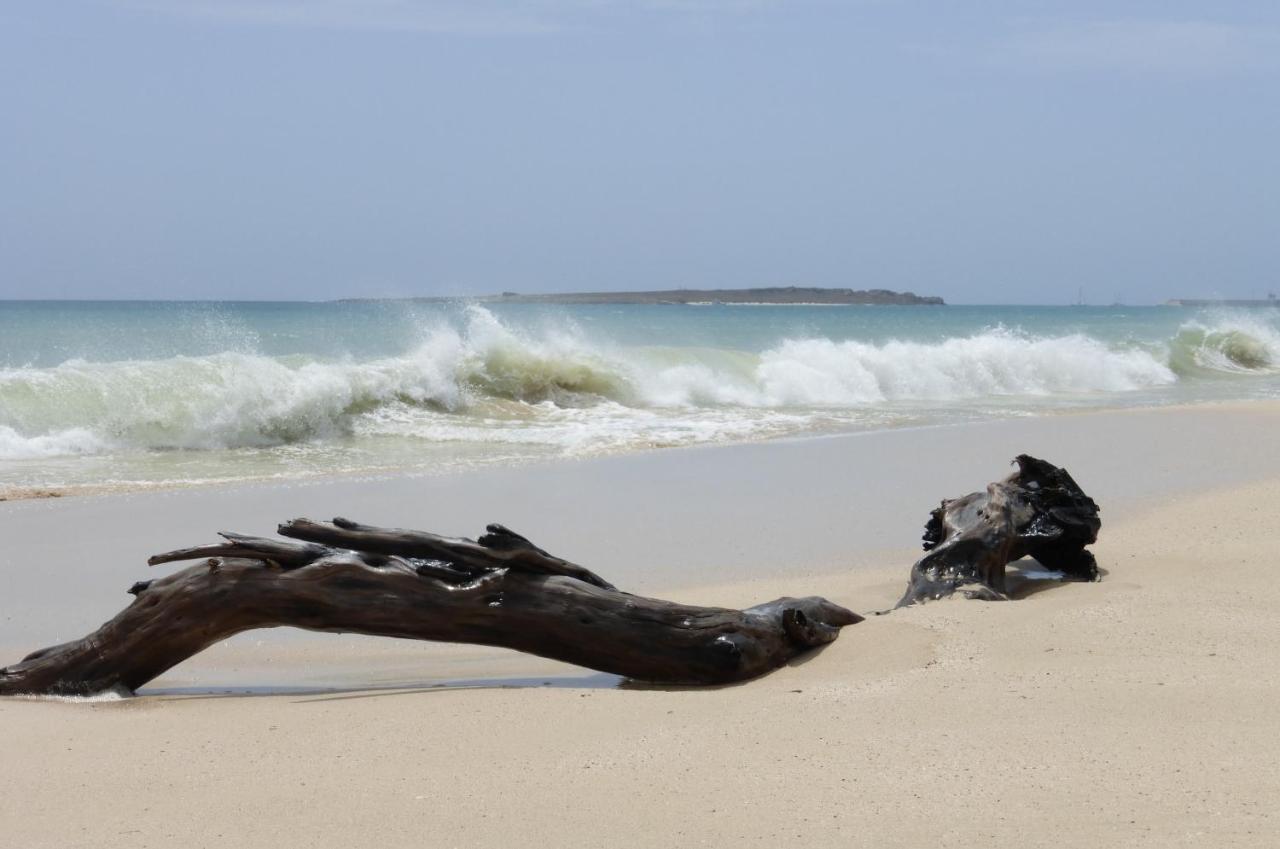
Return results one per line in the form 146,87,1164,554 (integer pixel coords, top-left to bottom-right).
1,1,1277,304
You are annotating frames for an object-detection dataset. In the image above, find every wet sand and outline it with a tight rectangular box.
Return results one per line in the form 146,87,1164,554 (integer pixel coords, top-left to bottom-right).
1,401,1278,846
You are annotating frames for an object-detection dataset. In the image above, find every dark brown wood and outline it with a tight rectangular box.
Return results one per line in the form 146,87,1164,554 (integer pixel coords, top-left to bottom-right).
898,455,1101,606
0,519,861,696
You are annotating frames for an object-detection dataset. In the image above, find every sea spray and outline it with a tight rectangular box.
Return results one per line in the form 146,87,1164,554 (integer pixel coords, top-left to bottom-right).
1,302,1277,491
752,329,1176,405
0,314,1193,459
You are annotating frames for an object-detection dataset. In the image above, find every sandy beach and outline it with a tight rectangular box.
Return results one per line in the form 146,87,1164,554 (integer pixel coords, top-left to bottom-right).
2,401,1278,847
7,0,1278,842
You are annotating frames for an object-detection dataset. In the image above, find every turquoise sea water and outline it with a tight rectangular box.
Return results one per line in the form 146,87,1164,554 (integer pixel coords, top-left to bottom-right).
1,300,1278,494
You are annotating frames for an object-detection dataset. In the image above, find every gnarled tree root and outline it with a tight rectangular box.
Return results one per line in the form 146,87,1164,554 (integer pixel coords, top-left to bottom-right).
899,455,1101,606
0,518,862,696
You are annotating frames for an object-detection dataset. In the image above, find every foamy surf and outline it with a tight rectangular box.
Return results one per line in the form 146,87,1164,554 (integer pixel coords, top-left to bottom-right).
1,302,1277,493
11,686,131,703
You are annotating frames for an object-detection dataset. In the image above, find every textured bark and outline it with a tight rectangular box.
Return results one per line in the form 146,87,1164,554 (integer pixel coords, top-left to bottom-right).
899,455,1101,606
0,519,861,696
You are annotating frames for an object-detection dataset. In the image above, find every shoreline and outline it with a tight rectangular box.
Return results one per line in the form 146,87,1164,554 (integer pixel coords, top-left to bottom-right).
3,399,1279,687
3,396,1276,504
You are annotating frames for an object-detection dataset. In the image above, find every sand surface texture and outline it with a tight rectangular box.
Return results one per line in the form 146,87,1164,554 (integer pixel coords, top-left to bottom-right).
1,403,1278,847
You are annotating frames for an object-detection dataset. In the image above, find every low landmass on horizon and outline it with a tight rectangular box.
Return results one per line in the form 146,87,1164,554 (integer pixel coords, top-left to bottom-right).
340,286,946,306
1165,295,1278,307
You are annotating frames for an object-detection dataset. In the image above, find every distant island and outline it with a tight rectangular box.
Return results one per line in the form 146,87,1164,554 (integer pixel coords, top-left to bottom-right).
1165,295,1277,307
343,287,945,306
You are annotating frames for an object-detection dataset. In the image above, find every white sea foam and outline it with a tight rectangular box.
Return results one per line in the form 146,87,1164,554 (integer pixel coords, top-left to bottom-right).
0,425,108,459
13,686,131,703
751,330,1177,405
0,307,1274,465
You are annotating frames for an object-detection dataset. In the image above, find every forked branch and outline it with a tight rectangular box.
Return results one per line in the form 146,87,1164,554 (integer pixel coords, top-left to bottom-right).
1,518,861,696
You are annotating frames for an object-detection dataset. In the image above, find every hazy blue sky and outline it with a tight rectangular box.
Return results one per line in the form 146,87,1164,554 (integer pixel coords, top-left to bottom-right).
1,1,1276,304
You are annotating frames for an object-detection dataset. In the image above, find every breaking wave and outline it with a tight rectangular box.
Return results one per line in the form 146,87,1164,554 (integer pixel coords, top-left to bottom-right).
0,306,1276,461
1168,312,1280,375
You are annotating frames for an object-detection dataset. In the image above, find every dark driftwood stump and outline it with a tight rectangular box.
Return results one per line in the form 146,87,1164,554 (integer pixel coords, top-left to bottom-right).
898,455,1101,606
0,518,862,696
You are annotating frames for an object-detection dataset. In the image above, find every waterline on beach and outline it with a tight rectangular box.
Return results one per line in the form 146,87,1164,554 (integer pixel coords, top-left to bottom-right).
2,300,1277,494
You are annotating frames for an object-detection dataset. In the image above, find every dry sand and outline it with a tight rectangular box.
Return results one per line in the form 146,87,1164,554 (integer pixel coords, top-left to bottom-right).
1,402,1278,847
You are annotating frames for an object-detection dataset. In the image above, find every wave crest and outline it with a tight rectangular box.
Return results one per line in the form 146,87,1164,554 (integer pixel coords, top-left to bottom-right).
0,308,634,458
1170,313,1280,375
752,330,1174,405
0,307,1264,461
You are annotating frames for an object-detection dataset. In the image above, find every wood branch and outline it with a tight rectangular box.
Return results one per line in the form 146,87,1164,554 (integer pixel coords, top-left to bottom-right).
145,532,333,569
278,517,616,589
898,454,1101,606
0,519,861,696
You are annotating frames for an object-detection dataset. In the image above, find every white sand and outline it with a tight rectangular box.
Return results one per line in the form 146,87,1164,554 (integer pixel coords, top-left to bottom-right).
1,402,1278,846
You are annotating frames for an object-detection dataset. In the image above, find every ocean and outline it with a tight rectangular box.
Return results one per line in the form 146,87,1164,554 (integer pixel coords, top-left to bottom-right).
1,300,1278,495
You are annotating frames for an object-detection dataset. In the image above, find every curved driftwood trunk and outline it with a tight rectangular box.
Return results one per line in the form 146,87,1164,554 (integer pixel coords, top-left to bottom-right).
0,518,861,696
899,455,1101,606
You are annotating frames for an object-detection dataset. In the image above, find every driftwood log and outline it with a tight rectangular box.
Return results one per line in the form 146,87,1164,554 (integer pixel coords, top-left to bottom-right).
0,518,862,696
899,455,1101,606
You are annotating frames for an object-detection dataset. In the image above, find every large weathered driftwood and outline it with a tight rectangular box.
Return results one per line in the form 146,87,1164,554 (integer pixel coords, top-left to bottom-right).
0,518,862,696
899,455,1101,606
